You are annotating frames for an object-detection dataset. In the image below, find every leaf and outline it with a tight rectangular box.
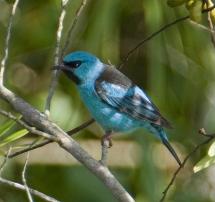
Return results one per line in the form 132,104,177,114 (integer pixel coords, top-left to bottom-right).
0,129,29,147
186,0,202,23
0,120,16,137
194,141,215,173
193,155,215,173
208,141,215,157
167,0,186,7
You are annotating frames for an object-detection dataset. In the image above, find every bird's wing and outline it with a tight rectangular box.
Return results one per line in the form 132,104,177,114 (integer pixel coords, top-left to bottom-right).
95,66,172,128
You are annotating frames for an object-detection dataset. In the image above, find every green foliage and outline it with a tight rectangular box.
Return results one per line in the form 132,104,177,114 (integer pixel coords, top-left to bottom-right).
1,0,215,201
186,0,202,22
194,141,215,173
167,0,187,7
0,120,28,148
0,120,15,135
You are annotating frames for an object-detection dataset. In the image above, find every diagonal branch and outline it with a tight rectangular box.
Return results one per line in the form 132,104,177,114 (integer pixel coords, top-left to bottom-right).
120,5,215,68
61,0,88,56
0,0,20,86
160,129,215,202
0,145,60,202
0,177,61,202
22,152,34,202
0,109,57,141
44,0,70,115
8,118,95,158
119,15,189,68
0,148,12,175
0,86,134,202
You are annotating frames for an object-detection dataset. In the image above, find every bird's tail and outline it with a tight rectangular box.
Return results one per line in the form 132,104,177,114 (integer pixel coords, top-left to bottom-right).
155,126,182,166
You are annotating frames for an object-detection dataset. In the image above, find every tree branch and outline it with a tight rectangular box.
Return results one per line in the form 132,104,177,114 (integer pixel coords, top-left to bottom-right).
120,5,215,68
119,15,189,68
0,148,12,175
0,177,61,202
0,109,57,141
0,86,134,201
0,0,20,86
44,0,70,115
160,129,215,202
61,0,88,56
8,118,95,158
22,152,34,202
0,147,60,202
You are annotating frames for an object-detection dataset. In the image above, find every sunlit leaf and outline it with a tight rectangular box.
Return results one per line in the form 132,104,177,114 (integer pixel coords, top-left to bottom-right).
0,120,16,137
0,129,29,147
208,141,215,157
193,155,215,173
186,0,202,23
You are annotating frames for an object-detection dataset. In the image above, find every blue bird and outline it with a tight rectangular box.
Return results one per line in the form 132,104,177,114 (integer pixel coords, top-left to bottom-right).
57,51,181,166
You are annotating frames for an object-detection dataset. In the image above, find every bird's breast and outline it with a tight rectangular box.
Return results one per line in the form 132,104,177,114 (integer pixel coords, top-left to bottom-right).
77,84,143,132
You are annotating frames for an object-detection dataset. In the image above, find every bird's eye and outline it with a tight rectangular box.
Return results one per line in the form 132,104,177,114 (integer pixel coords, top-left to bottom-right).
64,60,82,68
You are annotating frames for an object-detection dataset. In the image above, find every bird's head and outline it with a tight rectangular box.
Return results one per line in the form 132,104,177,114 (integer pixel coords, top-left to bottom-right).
57,51,104,85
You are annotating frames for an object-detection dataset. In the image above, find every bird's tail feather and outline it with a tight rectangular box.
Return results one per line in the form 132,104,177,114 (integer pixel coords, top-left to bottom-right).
155,127,182,166
161,137,182,166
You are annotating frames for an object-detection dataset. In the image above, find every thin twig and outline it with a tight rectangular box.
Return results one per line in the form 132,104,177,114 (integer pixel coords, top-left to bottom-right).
0,85,134,202
44,0,70,116
0,0,20,86
0,109,57,141
160,129,215,202
0,147,11,176
207,1,215,47
0,133,58,202
119,15,189,68
0,177,61,202
189,20,215,33
8,118,95,158
61,0,88,56
22,152,34,202
120,5,215,68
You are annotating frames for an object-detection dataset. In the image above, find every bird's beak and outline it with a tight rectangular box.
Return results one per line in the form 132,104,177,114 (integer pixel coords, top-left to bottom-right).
52,64,71,72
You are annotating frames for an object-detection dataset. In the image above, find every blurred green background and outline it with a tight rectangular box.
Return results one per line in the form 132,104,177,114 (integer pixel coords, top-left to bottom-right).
1,0,215,201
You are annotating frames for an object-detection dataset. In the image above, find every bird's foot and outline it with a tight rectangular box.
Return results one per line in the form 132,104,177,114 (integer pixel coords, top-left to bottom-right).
101,132,113,148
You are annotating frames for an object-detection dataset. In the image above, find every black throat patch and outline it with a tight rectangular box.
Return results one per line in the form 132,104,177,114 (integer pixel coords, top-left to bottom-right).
63,70,81,85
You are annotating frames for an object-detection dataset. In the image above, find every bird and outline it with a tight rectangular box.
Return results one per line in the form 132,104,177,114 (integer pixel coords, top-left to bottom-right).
56,50,182,166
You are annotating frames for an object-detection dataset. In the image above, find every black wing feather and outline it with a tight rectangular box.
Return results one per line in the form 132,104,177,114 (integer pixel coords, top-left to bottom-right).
95,66,172,128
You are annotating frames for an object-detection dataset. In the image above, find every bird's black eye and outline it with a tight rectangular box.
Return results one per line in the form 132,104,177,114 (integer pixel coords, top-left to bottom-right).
63,60,82,68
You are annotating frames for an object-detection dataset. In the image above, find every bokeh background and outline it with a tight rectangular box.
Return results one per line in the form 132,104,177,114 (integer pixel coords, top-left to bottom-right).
1,0,215,201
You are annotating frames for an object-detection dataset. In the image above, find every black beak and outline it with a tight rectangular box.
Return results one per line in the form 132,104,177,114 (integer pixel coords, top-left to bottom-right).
52,64,73,72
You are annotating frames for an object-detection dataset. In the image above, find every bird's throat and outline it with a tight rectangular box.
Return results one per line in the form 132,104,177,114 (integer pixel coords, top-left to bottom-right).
64,70,81,85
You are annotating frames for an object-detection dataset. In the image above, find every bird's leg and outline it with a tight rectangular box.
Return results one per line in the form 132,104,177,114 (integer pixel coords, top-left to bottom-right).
100,131,112,166
101,131,113,148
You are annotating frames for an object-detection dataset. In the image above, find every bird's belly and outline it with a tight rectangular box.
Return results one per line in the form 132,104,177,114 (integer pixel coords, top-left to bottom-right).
79,88,142,132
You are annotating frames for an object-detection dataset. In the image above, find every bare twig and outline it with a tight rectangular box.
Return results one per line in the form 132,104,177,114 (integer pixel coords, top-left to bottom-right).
0,148,11,175
189,20,215,33
44,0,70,116
0,177,61,202
206,0,215,47
119,15,189,68
160,129,215,202
0,140,59,202
61,0,88,56
0,85,134,202
22,152,34,202
120,5,215,68
8,118,95,158
0,0,20,86
0,109,57,141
